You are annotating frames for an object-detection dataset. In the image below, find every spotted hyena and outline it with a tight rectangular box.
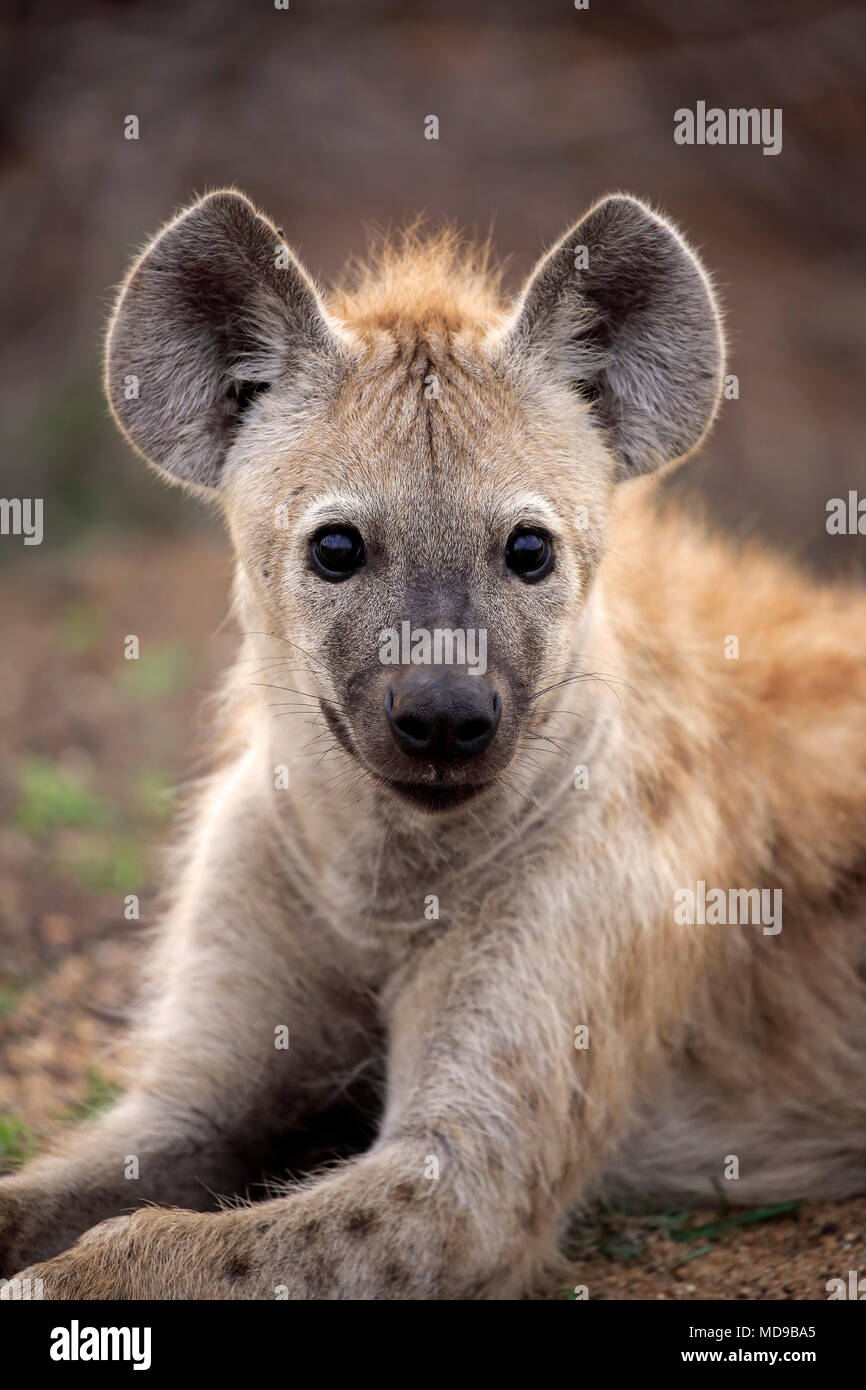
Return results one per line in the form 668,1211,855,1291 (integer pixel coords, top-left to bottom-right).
1,190,864,1299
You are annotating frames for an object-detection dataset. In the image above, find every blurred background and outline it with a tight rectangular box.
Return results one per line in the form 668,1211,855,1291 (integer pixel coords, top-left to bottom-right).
0,0,864,1295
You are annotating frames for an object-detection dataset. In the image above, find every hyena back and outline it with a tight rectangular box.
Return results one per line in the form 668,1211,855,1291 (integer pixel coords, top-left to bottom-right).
1,190,864,1299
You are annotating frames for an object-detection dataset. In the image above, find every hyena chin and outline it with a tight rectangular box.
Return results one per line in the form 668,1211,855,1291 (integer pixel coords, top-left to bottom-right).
2,190,865,1302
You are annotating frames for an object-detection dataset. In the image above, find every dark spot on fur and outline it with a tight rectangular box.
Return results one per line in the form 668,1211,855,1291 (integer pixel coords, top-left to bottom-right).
518,1207,536,1232
829,851,866,916
344,1207,381,1236
224,1254,251,1281
301,1254,336,1297
519,1166,544,1233
486,1149,503,1178
637,767,677,825
462,1277,487,1299
381,1259,407,1291
528,1166,542,1202
391,1181,417,1203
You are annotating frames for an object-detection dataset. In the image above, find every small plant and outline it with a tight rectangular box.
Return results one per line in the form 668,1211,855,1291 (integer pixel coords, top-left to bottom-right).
60,835,145,893
62,1067,122,1124
561,1195,804,1294
16,758,111,835
0,1114,36,1171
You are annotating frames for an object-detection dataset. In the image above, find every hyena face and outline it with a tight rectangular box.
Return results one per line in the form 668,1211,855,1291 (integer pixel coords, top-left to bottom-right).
106,191,723,812
222,341,613,811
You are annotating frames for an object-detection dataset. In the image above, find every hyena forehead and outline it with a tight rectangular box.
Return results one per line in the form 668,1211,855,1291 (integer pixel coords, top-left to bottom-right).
222,337,615,549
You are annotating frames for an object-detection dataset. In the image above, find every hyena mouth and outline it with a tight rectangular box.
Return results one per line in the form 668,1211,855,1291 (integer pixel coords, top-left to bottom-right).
382,779,490,813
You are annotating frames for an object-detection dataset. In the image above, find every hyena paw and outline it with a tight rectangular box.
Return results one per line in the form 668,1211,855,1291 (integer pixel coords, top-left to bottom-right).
5,1208,253,1300
3,1216,135,1301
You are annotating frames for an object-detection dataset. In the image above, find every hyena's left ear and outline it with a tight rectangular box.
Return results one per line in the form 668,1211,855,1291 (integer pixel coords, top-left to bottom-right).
505,195,724,476
105,190,342,488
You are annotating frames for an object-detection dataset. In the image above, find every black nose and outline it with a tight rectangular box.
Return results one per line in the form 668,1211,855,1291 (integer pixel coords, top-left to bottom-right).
386,678,501,761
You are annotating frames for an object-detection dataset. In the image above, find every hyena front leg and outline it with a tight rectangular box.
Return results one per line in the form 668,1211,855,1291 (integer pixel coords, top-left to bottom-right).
12,883,704,1299
0,759,377,1275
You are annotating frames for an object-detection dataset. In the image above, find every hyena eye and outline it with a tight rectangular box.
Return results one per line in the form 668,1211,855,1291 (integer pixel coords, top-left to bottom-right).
310,526,366,581
505,529,554,582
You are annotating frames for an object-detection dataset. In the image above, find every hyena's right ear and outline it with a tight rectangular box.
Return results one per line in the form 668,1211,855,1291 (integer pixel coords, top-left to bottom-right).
105,190,341,489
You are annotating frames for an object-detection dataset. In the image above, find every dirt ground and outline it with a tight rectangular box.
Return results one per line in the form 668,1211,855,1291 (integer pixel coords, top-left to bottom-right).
1,535,863,1301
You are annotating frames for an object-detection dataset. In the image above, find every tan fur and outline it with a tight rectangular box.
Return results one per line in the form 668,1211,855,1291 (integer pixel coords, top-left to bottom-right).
1,194,864,1300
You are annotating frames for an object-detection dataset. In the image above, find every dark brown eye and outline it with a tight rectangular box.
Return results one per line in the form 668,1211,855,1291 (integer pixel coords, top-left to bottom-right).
311,527,365,581
505,529,553,582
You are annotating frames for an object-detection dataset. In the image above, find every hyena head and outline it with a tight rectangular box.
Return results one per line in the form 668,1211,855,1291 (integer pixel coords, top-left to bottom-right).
106,190,722,814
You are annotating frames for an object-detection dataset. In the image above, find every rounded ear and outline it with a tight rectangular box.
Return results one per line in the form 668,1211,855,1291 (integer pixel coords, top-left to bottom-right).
105,190,340,488
504,194,725,476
